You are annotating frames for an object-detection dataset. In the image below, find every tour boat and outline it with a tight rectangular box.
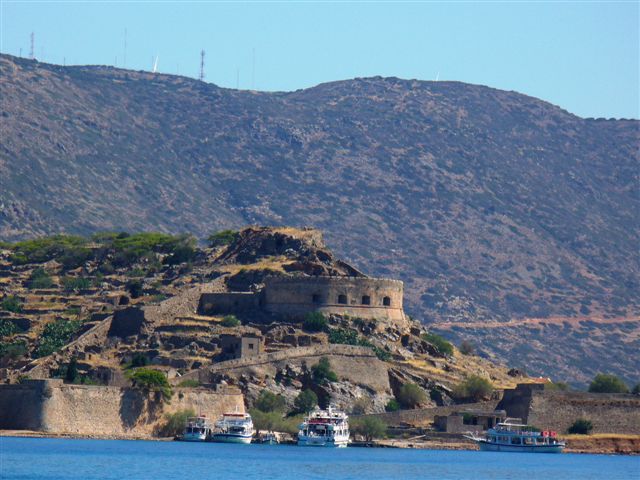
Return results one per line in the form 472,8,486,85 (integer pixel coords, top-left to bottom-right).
257,431,280,445
465,419,566,453
181,415,212,442
210,412,255,444
297,406,349,447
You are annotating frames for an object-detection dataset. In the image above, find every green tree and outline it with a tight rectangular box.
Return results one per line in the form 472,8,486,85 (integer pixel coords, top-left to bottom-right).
452,375,494,402
221,315,240,327
27,268,54,289
0,320,19,338
0,340,27,360
35,319,82,358
397,383,427,409
588,374,629,393
126,279,144,299
65,356,79,383
303,311,327,332
0,295,23,313
131,353,149,368
567,418,593,435
351,417,387,442
207,230,239,248
157,409,196,437
130,368,173,402
421,332,454,357
255,391,287,413
632,383,640,395
293,389,318,413
311,357,338,385
385,399,400,412
61,276,91,292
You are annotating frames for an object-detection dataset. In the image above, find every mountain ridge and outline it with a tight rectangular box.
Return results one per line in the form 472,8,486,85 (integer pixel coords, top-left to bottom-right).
1,53,638,383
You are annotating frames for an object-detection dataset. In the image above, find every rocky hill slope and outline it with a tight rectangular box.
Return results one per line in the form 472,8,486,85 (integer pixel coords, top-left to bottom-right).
0,54,638,385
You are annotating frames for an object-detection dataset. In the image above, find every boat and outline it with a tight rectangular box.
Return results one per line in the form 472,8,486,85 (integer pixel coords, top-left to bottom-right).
210,412,255,444
464,419,566,453
297,406,349,447
257,431,280,445
181,415,212,442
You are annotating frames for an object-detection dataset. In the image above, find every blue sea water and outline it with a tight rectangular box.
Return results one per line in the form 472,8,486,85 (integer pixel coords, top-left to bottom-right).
0,437,638,480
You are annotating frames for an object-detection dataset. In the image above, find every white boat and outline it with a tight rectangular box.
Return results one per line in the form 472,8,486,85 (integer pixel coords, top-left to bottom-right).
297,406,349,447
210,412,255,444
257,431,280,445
181,415,212,442
465,419,566,453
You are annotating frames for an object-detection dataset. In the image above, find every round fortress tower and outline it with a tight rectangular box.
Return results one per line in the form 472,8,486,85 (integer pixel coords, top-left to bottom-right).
262,276,407,329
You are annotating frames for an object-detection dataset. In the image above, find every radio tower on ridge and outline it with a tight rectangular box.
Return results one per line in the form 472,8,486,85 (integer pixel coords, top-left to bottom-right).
29,32,35,59
199,50,205,81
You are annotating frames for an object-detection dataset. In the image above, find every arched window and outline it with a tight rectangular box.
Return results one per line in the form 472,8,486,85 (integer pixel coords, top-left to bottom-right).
382,296,391,307
361,295,371,305
338,294,348,305
312,294,321,304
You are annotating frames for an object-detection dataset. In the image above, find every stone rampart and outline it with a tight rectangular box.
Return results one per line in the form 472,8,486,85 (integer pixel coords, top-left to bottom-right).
498,383,640,434
0,379,244,437
263,276,406,328
198,292,260,315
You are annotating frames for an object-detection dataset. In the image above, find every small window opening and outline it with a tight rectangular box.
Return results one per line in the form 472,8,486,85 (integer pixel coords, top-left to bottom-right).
338,294,348,304
382,296,391,307
312,294,321,304
362,295,371,305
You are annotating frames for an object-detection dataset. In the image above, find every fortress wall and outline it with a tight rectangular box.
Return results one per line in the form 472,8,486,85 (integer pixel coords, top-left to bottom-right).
527,390,640,435
0,379,244,437
498,383,640,434
263,276,406,327
198,292,260,315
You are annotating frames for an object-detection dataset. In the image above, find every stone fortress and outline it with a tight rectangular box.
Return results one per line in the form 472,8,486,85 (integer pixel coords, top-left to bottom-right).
198,275,408,330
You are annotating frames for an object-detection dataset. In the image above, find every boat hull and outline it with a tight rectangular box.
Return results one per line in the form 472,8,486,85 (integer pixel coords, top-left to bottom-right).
181,433,207,442
478,441,564,453
210,433,253,444
297,436,349,448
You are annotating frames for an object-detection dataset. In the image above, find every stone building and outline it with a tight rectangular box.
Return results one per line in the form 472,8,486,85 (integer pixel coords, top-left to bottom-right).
198,275,406,329
218,334,263,360
434,409,507,433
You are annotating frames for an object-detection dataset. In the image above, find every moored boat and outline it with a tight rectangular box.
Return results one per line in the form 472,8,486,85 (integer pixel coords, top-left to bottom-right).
297,406,349,447
181,415,212,442
465,419,565,453
210,412,255,444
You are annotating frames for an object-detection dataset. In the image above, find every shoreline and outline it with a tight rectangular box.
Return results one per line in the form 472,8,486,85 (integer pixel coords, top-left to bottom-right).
2,430,638,455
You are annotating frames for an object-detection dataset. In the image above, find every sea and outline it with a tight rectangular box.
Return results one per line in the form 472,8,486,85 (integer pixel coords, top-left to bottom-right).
0,437,638,480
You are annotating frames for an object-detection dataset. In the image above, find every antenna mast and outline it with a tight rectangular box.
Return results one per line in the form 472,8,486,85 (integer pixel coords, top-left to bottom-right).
124,28,127,67
199,50,205,81
29,32,34,59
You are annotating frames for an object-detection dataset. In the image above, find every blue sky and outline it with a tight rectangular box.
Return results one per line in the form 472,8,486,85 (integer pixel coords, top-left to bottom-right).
1,1,638,119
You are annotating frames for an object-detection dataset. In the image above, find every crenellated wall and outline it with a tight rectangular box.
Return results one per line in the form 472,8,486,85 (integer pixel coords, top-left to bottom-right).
262,276,406,328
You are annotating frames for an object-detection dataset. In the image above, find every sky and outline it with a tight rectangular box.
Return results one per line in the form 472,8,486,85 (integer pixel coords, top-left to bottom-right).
1,1,638,119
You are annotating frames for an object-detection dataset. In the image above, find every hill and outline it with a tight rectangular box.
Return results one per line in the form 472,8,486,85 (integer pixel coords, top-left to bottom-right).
0,54,638,385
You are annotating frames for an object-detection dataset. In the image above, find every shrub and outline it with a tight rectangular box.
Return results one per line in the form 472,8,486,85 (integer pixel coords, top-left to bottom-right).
0,320,19,338
61,276,91,292
27,268,54,289
351,397,372,415
293,389,318,413
207,230,239,248
452,375,494,402
125,280,144,299
35,319,82,357
0,340,28,360
221,315,240,327
546,382,569,391
130,368,173,402
1,295,23,313
588,373,629,393
303,311,327,332
158,409,196,437
255,390,287,413
567,418,593,435
328,327,359,345
421,332,454,357
177,379,200,388
351,417,387,442
632,383,640,395
459,340,475,355
385,399,400,412
311,357,338,385
249,409,302,434
65,357,79,383
397,383,426,409
131,353,149,368
10,235,89,266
